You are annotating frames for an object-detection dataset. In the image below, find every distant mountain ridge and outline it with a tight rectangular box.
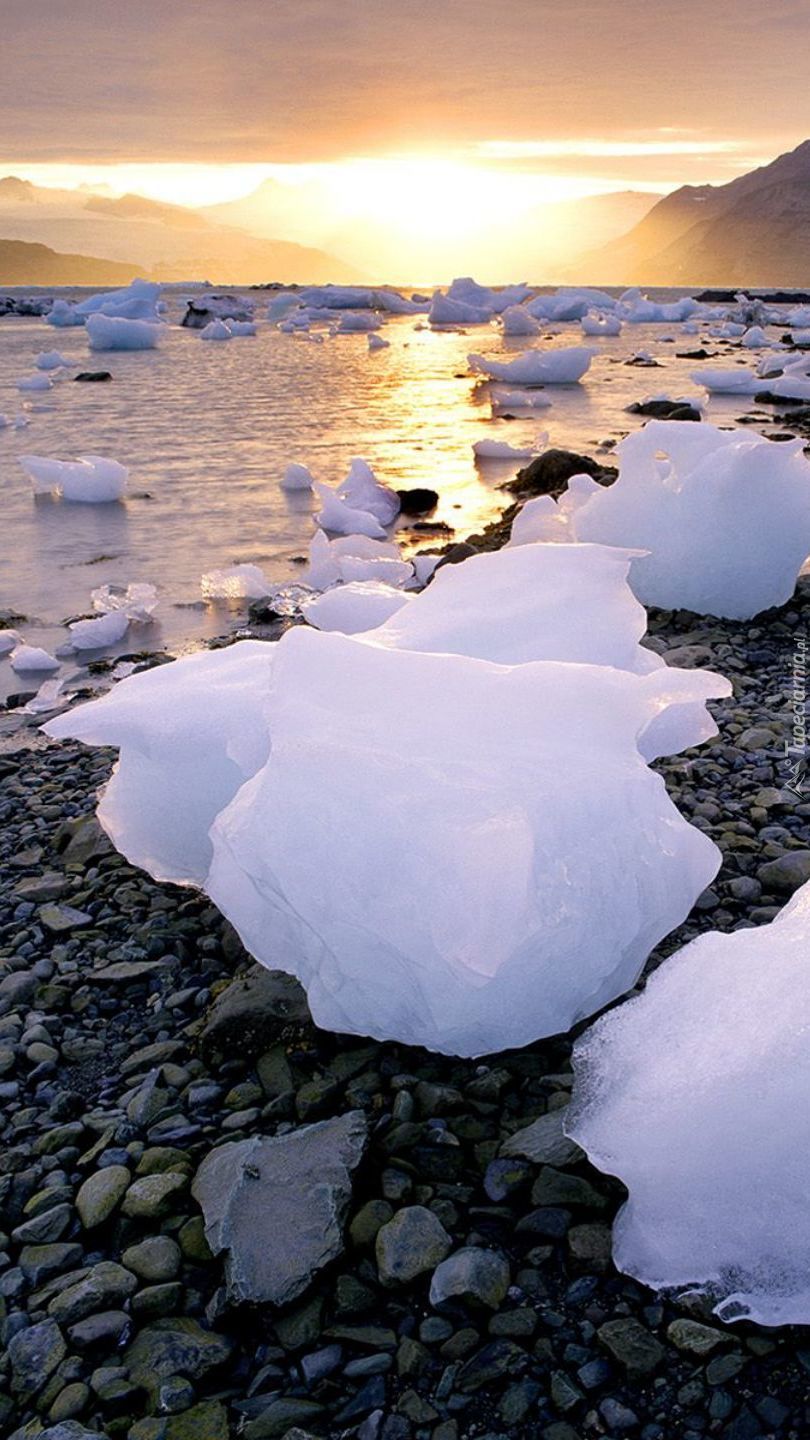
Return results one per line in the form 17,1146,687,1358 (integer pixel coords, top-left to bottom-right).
0,176,367,285
571,139,810,286
0,238,140,285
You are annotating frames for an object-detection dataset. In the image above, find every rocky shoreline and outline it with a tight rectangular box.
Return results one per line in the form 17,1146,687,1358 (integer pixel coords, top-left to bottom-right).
1,556,810,1438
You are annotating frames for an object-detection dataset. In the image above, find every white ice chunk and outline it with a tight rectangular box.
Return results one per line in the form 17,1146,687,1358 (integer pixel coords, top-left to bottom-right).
314,481,387,540
473,438,537,460
199,319,233,341
20,454,127,502
203,628,723,1055
69,610,131,650
368,333,390,350
46,642,276,884
582,311,622,337
501,306,540,336
86,314,162,351
91,583,158,623
338,459,400,525
10,645,60,673
280,463,315,492
0,630,20,654
302,581,413,633
429,293,493,326
469,347,593,385
201,565,272,600
35,351,70,370
46,299,84,328
17,374,52,392
337,554,414,587
337,312,381,332
303,531,401,590
74,279,161,321
568,881,810,1327
490,388,553,412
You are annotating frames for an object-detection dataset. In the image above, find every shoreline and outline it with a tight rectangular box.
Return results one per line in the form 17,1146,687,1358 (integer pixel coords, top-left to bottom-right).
1,528,809,1437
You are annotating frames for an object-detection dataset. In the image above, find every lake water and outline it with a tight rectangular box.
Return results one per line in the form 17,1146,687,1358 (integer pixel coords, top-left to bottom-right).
0,285,778,702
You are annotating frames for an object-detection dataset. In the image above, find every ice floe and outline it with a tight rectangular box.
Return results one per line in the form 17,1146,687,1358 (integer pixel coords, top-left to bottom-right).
302,580,413,633
11,645,60,673
20,454,128,502
469,347,594,385
568,881,810,1327
87,315,162,351
280,463,316,492
201,564,272,600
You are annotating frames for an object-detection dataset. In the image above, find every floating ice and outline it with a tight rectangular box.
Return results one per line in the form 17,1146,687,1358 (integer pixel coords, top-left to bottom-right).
91,583,158,623
429,293,493,326
46,299,84,328
690,367,760,395
200,319,233,341
302,580,413,633
17,374,52,392
226,320,257,337
280,463,315,492
473,438,537,460
201,565,272,600
337,554,414,587
338,312,381,333
448,278,532,313
530,420,810,618
568,881,810,1327
86,315,162,351
338,459,400,525
491,388,553,412
526,289,613,323
69,610,131,651
469,347,593,385
35,351,70,370
741,326,770,348
582,312,622,337
11,645,60,673
619,290,699,324
368,333,390,350
201,627,723,1054
47,642,276,884
74,279,161,322
0,630,20,655
501,306,540,337
20,454,128,503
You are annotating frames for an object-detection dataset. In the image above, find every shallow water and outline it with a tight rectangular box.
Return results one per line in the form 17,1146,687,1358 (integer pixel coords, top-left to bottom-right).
0,286,780,701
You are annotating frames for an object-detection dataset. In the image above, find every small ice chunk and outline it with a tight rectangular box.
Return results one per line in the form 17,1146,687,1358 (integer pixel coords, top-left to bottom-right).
86,315,162,351
22,678,65,715
10,645,60,673
91,582,158,622
20,454,128,502
17,373,53,392
337,312,381,333
314,481,387,539
368,333,390,350
0,630,20,654
302,581,413,633
338,458,400,525
491,388,552,412
200,319,233,341
473,438,537,461
501,305,540,336
35,350,70,370
469,347,593,385
582,311,622,337
69,610,131,650
281,463,315,492
201,565,272,600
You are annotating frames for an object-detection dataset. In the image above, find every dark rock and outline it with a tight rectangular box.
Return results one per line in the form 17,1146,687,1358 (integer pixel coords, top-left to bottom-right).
396,487,439,515
199,964,311,1062
73,371,112,382
505,448,616,501
626,399,702,421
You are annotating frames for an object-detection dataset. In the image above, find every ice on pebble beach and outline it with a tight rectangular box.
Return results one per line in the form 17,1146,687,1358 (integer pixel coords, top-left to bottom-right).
69,609,131,651
35,351,70,370
11,645,60,673
520,421,810,618
201,564,272,600
501,305,540,336
20,454,128,503
302,580,413,633
46,540,728,1054
201,628,723,1054
280,462,315,492
47,642,276,883
568,881,810,1326
469,347,594,385
86,314,162,351
314,482,387,539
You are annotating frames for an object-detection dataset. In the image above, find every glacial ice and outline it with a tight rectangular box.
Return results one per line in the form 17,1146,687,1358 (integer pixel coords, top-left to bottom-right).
338,459,400,525
582,312,622,337
741,325,770,348
20,454,128,503
17,374,52,392
302,580,413,633
202,627,723,1054
201,565,271,600
469,347,593,385
501,306,540,337
86,314,162,351
91,582,159,623
74,279,161,322
473,438,537,460
35,351,70,370
368,333,390,350
69,610,131,651
429,293,493,326
11,645,60,673
490,388,552,412
46,299,85,328
568,881,810,1326
47,642,276,884
528,421,810,618
337,312,381,333
313,481,388,539
690,367,761,395
336,554,413,587
200,319,233,341
448,278,532,312
0,630,20,655
303,531,402,590
280,463,315,492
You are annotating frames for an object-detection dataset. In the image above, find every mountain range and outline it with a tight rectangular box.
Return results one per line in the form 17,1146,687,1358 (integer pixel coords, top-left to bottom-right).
0,176,365,286
572,139,810,286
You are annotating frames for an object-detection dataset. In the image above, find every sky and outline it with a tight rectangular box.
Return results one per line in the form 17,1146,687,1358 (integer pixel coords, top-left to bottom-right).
2,0,809,273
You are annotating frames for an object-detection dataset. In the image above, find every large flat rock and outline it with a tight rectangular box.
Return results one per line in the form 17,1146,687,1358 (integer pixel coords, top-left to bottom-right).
192,1110,368,1306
